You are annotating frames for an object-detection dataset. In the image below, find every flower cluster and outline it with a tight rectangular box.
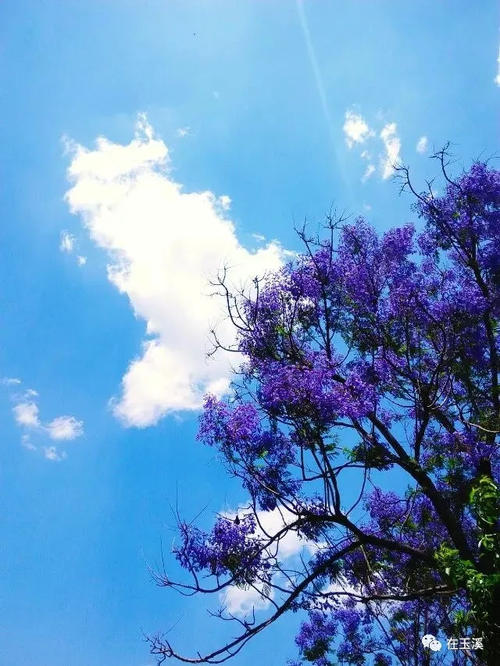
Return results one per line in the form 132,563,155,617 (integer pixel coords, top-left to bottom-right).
161,160,499,666
293,611,337,665
175,513,265,585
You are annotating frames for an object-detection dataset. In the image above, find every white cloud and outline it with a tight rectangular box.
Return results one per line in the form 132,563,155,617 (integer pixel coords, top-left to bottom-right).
380,123,401,179
495,45,500,86
223,582,274,616
10,386,83,457
218,505,317,617
65,114,285,427
343,111,374,148
361,164,376,183
44,446,67,462
342,109,403,182
46,415,84,441
416,136,429,155
60,230,76,253
13,401,40,427
77,255,87,266
255,506,316,559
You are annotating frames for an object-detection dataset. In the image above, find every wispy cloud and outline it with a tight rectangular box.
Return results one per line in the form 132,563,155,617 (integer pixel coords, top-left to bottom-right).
21,433,36,451
296,0,337,150
495,45,500,86
60,230,76,253
65,114,285,427
60,230,87,267
1,377,21,386
44,446,67,462
362,163,376,182
380,122,401,179
176,126,191,138
416,135,429,155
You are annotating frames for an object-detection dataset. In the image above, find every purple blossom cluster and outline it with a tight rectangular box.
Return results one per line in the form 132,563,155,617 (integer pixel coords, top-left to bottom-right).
293,611,337,665
174,513,264,585
153,160,499,665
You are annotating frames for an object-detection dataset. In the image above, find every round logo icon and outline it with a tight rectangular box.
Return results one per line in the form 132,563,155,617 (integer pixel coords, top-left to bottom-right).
421,634,442,651
429,638,442,652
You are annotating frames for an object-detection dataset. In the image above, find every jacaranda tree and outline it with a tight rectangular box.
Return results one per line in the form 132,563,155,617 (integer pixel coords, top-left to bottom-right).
148,151,499,665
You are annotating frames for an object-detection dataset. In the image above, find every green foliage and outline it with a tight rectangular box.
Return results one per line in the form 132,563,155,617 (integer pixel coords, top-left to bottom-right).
470,475,500,527
434,475,500,650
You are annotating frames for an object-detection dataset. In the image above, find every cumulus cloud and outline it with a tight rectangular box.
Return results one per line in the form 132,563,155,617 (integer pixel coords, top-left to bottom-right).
9,384,83,460
46,415,84,441
60,230,76,253
495,45,500,86
343,110,374,148
380,123,401,179
13,400,40,427
416,136,429,155
77,255,87,266
64,114,285,427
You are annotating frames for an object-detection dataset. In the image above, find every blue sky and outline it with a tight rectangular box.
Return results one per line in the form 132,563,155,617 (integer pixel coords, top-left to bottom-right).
0,1,498,664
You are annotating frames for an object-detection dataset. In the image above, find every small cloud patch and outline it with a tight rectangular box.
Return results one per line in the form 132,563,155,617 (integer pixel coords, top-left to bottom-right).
343,109,402,182
60,231,76,253
416,136,429,155
44,446,67,462
1,377,21,386
6,382,84,461
343,110,374,148
176,126,191,138
46,415,84,441
13,400,40,427
362,163,376,182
